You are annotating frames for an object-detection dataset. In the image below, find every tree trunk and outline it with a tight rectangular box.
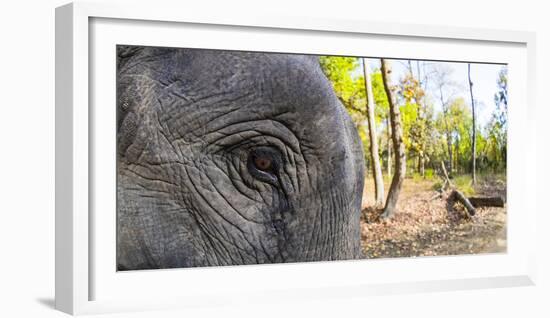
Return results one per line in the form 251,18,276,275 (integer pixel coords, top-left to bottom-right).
439,86,453,175
380,59,406,219
453,139,460,174
415,60,426,178
468,64,477,184
386,117,392,177
419,153,425,177
362,59,385,206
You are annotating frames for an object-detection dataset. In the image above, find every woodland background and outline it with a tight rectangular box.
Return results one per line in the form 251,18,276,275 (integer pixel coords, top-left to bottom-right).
320,57,508,257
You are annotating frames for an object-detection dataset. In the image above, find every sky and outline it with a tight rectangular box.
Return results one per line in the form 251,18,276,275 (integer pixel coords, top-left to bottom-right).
362,58,506,128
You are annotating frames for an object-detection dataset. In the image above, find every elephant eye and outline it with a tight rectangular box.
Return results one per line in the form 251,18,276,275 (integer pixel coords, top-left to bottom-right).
253,156,273,171
246,147,281,184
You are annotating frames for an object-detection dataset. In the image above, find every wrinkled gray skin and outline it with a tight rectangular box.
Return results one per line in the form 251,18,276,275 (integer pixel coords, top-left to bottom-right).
117,46,365,270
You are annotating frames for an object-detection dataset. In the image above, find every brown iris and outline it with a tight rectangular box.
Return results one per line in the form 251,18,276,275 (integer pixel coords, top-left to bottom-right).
254,156,273,171
247,148,280,183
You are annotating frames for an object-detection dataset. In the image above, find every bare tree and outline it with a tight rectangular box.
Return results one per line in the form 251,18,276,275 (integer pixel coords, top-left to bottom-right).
415,61,426,176
468,64,477,184
431,64,461,174
415,60,434,177
380,59,406,219
362,59,385,206
404,60,431,177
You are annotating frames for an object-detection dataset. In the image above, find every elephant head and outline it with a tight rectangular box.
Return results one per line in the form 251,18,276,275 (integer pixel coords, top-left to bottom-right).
116,46,365,270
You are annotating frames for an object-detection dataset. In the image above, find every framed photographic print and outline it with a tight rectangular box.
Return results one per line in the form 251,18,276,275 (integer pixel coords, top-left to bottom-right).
55,1,537,315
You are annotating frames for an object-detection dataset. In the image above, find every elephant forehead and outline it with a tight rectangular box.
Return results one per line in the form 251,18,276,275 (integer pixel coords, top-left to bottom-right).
165,51,345,137
119,46,354,158
173,50,335,108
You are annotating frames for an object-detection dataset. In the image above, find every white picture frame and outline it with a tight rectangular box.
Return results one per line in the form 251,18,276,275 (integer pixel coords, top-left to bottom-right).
55,1,537,315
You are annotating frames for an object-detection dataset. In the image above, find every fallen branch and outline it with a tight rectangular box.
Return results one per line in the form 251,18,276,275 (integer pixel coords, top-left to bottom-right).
436,161,504,218
468,196,505,208
428,192,443,201
441,179,449,191
440,161,453,189
450,190,476,217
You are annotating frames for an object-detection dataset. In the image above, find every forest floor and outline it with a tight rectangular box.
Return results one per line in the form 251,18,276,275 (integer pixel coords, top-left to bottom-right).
360,174,507,259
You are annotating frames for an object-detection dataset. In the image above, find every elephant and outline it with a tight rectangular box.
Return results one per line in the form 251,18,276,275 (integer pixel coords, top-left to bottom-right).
116,45,365,270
